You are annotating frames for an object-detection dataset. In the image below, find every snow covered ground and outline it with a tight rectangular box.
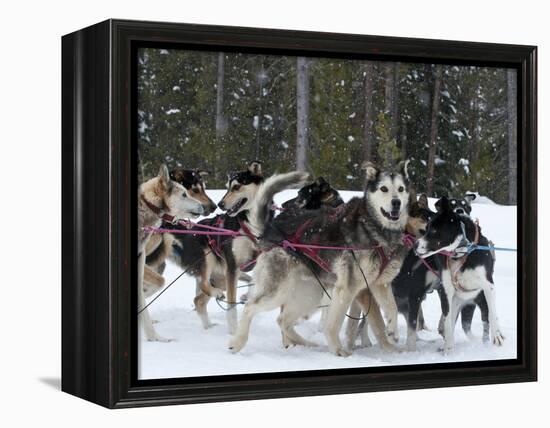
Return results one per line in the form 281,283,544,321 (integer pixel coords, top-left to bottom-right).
138,189,517,380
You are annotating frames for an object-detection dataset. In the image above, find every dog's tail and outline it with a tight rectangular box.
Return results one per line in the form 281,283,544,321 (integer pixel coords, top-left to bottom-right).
248,171,310,237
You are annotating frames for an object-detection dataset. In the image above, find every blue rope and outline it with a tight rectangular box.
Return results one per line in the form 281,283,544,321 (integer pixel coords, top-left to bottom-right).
459,221,517,254
468,244,517,253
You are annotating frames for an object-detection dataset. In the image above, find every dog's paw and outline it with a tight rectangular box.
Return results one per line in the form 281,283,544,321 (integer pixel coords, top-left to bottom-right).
440,345,454,355
148,334,172,343
228,337,246,353
387,331,400,345
492,331,505,346
330,347,351,357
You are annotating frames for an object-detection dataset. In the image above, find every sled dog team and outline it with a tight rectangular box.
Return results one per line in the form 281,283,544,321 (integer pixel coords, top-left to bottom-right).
138,160,504,356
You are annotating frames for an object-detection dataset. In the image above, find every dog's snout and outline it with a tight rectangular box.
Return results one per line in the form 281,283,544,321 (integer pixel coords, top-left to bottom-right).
207,202,217,214
456,208,464,214
218,200,225,210
391,198,401,209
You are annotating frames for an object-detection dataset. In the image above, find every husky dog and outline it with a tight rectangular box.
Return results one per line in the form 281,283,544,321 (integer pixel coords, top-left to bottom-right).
228,161,411,356
282,177,344,210
143,168,217,297
346,193,435,351
138,164,206,341
444,193,476,216
436,193,491,342
414,196,504,353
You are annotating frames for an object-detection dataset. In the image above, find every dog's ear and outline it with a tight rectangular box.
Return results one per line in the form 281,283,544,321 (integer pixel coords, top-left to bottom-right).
361,161,379,182
435,196,450,213
248,161,262,176
158,164,171,189
417,193,429,209
316,177,331,192
169,168,184,183
315,176,327,186
464,193,476,204
397,159,411,180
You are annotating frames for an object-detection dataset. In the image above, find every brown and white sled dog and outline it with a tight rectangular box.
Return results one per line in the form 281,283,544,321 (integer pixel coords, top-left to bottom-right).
138,164,207,341
142,168,217,297
228,161,412,356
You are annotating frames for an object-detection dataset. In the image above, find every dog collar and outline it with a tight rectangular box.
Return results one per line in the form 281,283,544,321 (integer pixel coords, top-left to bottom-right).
140,194,179,224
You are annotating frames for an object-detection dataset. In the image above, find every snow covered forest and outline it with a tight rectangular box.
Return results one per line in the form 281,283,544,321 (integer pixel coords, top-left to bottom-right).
137,48,517,204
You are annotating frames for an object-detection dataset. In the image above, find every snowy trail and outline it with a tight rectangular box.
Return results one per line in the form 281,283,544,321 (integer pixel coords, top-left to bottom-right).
138,190,517,379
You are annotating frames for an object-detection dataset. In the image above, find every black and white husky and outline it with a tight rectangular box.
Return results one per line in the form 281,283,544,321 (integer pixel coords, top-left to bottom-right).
414,196,504,353
438,193,491,342
228,161,413,356
282,177,344,210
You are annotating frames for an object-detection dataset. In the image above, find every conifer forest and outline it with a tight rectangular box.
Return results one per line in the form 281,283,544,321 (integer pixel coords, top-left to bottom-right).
137,48,517,204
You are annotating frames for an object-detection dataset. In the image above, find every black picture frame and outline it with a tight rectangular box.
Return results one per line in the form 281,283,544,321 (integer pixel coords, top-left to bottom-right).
61,19,537,408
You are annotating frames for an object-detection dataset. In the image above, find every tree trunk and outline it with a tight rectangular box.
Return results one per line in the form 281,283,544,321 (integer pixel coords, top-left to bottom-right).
507,69,517,205
215,52,226,137
426,64,443,196
384,62,399,141
296,57,309,171
363,62,375,162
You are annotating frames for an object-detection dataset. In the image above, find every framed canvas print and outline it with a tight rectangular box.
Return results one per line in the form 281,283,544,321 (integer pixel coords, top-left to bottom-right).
62,19,537,408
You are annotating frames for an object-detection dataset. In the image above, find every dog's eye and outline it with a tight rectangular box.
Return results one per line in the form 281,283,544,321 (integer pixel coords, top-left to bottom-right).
398,186,404,192
232,185,241,191
181,193,187,198
419,229,426,235
380,186,388,193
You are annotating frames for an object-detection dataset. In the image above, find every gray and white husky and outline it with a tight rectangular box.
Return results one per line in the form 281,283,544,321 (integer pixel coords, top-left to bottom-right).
228,160,413,356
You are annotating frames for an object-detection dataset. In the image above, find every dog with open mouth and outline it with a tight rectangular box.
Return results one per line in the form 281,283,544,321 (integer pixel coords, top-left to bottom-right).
227,160,412,356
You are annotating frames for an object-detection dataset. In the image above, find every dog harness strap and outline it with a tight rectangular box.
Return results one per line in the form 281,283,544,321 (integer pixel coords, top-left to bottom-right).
238,219,258,243
447,256,470,292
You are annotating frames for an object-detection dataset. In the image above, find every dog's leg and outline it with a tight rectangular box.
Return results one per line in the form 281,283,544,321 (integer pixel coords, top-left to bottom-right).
278,306,317,348
369,281,400,344
359,317,372,348
143,263,165,299
417,305,427,331
440,274,455,354
406,290,425,351
357,291,397,352
229,285,283,353
324,263,357,356
318,306,328,332
460,303,476,340
194,291,214,329
138,251,169,342
195,253,223,329
344,299,362,350
477,291,490,343
197,253,224,299
479,280,504,346
436,285,449,338
225,264,239,335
